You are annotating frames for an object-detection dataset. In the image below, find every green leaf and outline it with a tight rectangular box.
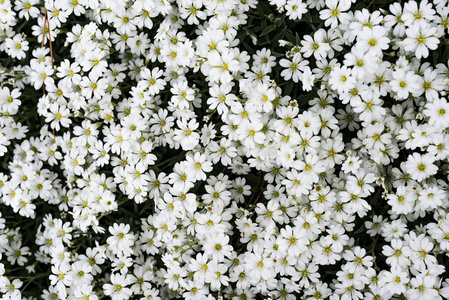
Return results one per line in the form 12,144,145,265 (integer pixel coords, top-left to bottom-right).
274,70,280,83
258,1,274,16
274,15,286,27
274,26,288,43
296,32,301,45
261,25,276,37
242,41,253,53
256,4,265,18
354,224,366,235
285,31,296,44
284,82,294,96
272,51,284,57
299,91,317,103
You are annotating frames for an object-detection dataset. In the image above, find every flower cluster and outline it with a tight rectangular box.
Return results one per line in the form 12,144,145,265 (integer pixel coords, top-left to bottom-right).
1,0,449,299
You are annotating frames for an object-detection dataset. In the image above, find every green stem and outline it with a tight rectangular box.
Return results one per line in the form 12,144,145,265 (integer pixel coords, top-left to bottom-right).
369,235,380,272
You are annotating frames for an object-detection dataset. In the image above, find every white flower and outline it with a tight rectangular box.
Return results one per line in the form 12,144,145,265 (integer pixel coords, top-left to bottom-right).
402,0,436,26
404,153,438,182
408,274,439,300
139,67,167,95
202,50,240,84
5,242,30,266
382,238,412,269
107,223,136,257
301,29,331,60
72,284,98,300
103,273,133,300
423,97,449,129
14,0,39,20
285,0,307,20
329,65,355,94
403,21,440,59
319,0,351,28
203,233,233,262
356,26,390,55
280,54,308,83
301,67,316,91
381,267,410,295
5,34,29,60
173,118,200,151
386,186,416,215
390,69,421,100
245,252,275,281
279,225,308,256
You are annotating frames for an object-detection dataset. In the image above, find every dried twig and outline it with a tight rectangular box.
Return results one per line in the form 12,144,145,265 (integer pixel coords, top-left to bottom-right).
41,8,56,136
41,9,47,94
45,9,54,69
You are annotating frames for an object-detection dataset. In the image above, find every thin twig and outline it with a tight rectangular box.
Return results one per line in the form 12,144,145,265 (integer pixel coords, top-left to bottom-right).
45,9,54,69
367,0,375,9
42,9,56,136
41,9,47,47
41,9,47,94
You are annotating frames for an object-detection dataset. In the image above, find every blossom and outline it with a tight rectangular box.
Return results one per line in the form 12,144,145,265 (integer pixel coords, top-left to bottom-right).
203,233,233,261
381,267,410,295
107,223,136,257
404,153,438,182
139,67,167,95
5,34,29,59
319,0,351,28
185,153,213,181
423,98,449,129
280,54,308,83
390,69,422,100
285,0,307,20
403,21,440,59
329,65,356,94
2,1,449,299
103,273,133,300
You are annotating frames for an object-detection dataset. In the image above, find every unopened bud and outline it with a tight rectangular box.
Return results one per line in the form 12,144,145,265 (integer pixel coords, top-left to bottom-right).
251,35,258,45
